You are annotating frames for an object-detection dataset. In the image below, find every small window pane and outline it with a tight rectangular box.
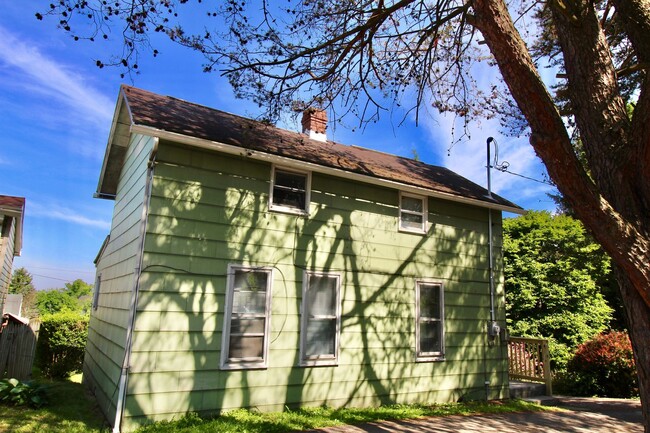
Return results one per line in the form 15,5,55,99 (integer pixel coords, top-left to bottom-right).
232,291,267,314
307,276,337,316
234,271,268,292
229,336,264,359
401,213,423,229
402,196,423,212
276,171,306,190
420,285,441,318
304,319,336,356
420,321,442,353
230,318,265,334
273,188,306,209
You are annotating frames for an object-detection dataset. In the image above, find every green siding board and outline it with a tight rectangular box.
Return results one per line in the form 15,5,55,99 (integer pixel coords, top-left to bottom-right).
132,331,221,353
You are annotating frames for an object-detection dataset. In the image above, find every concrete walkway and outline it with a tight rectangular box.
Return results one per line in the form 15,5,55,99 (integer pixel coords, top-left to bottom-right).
305,397,643,433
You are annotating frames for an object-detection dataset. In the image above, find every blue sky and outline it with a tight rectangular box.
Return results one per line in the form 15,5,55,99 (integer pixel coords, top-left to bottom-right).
0,4,556,290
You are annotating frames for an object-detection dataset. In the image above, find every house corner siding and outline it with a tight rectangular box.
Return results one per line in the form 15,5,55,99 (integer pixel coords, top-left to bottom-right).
0,216,17,313
115,141,510,431
83,133,156,429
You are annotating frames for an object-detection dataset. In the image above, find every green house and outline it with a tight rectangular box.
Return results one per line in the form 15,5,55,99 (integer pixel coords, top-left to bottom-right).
85,85,522,432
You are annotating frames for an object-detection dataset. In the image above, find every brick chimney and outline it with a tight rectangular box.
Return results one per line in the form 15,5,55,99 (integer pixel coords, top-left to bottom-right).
301,108,327,142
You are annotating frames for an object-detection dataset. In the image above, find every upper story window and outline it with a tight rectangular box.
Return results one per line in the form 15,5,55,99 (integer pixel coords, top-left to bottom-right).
221,265,273,370
300,272,341,366
415,281,445,361
270,166,311,215
399,192,427,233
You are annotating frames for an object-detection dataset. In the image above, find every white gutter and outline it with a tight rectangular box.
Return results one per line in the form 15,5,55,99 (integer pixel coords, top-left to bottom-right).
112,138,158,433
130,125,525,215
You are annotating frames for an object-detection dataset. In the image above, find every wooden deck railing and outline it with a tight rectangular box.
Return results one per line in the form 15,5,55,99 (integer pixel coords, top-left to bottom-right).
508,337,552,395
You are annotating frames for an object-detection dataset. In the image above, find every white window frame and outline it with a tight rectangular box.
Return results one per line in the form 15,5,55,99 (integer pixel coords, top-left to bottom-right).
220,264,273,370
92,274,101,311
415,280,445,361
399,192,427,234
300,271,341,367
269,165,311,215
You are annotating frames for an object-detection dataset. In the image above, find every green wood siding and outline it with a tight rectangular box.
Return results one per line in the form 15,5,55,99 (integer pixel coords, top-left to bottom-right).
84,134,155,425
118,140,509,430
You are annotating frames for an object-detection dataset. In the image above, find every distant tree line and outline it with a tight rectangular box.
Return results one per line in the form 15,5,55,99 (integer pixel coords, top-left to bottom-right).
8,268,93,318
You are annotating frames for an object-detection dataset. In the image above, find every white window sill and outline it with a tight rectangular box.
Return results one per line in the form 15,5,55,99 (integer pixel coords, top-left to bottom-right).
270,204,309,216
220,362,269,371
299,359,338,367
399,226,427,235
416,355,445,363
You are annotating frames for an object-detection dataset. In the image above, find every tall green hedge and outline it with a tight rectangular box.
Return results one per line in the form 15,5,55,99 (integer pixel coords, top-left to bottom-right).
36,312,89,378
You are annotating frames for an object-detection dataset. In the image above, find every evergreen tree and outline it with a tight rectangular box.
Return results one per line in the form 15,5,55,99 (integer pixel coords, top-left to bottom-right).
8,267,38,319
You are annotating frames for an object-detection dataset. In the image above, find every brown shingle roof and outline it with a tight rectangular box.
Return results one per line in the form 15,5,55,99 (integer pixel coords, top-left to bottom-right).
99,85,520,212
0,195,25,211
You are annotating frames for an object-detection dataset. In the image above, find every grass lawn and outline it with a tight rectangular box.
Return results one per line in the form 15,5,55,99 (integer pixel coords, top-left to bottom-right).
133,400,551,433
1,375,552,433
0,374,108,433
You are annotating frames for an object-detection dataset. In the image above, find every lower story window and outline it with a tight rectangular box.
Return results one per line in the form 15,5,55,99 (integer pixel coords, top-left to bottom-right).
416,281,444,361
221,265,273,369
300,272,341,366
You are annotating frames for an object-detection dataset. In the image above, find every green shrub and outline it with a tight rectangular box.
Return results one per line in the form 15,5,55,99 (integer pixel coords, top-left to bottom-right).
565,330,638,398
36,312,89,378
0,378,48,408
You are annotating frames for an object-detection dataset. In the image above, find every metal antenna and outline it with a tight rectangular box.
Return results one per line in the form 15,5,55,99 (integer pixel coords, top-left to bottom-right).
486,137,494,198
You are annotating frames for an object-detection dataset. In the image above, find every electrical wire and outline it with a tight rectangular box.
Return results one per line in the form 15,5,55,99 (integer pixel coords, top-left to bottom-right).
489,137,554,186
491,166,554,186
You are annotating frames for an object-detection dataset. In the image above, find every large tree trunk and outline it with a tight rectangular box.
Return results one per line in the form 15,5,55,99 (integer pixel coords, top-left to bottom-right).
617,268,650,428
470,1,650,430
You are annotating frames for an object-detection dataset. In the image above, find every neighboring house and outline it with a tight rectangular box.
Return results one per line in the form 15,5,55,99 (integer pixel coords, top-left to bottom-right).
0,195,25,314
85,85,523,432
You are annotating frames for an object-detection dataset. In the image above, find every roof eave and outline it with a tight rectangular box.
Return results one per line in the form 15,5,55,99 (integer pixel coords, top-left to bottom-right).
131,124,525,215
96,86,133,200
0,205,25,256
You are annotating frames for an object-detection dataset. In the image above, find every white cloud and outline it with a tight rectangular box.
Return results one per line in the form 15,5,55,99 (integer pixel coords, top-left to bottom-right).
48,209,111,230
29,201,111,230
421,110,556,210
0,25,114,127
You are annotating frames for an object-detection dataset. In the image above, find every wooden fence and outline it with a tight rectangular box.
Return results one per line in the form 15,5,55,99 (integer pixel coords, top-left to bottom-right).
508,336,552,395
0,315,40,380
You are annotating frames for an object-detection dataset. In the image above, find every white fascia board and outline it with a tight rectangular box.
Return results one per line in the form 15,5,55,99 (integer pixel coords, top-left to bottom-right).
130,124,525,215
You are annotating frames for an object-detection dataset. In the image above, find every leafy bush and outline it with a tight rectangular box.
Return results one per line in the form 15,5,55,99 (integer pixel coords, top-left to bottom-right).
36,312,89,378
0,378,48,408
565,330,638,398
